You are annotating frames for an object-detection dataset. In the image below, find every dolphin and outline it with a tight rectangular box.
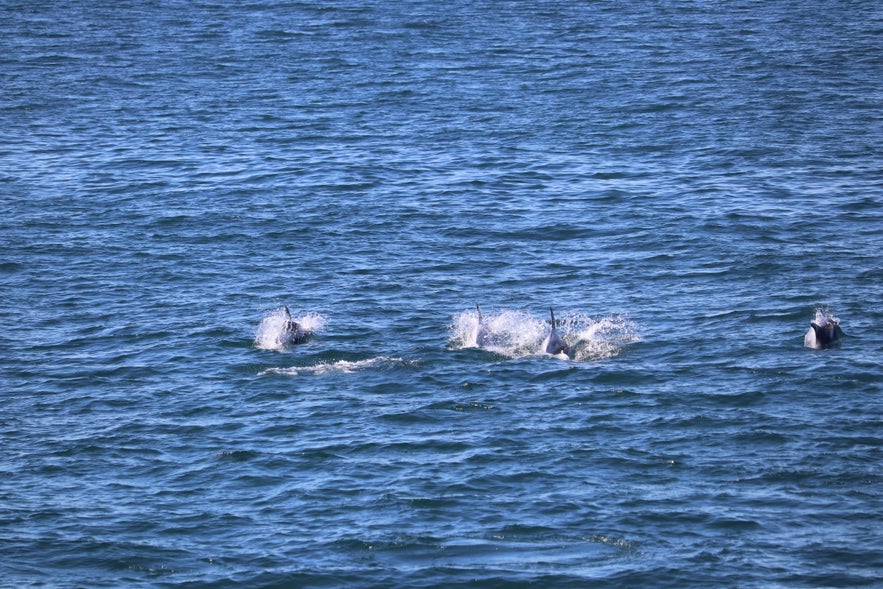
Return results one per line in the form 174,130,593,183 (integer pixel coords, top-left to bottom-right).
804,314,843,349
475,303,490,347
545,307,571,357
282,306,312,345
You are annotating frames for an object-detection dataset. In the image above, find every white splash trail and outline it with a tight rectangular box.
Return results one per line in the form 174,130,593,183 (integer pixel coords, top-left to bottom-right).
259,356,404,376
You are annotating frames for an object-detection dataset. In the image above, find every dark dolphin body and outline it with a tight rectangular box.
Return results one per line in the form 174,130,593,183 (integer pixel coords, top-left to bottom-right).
804,314,844,349
282,306,312,345
545,307,571,357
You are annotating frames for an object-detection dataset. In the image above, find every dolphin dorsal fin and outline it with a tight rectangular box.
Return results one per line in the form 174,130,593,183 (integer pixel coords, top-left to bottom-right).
549,307,556,330
476,303,482,323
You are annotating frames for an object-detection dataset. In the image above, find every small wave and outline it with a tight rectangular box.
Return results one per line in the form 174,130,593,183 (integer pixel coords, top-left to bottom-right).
259,356,404,376
448,308,640,362
253,307,326,351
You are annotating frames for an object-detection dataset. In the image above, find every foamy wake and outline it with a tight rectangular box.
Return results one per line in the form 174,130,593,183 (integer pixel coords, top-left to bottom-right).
253,307,326,351
259,356,404,376
449,308,640,361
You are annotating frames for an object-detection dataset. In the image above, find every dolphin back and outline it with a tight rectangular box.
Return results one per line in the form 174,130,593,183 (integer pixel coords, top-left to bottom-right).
545,307,570,356
545,331,568,355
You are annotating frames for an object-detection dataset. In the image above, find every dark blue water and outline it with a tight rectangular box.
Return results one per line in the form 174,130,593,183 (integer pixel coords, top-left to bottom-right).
2,1,882,587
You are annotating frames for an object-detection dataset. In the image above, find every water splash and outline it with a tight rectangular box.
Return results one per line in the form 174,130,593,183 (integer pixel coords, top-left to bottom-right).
449,308,640,361
450,308,546,356
254,307,326,351
564,312,642,362
804,306,844,349
812,307,839,328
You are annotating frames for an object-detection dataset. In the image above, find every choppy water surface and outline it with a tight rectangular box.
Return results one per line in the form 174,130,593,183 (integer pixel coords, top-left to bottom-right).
2,1,882,587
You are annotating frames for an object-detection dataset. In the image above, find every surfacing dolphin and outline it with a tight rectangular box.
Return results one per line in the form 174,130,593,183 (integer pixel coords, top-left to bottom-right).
282,306,312,345
475,303,490,347
804,312,844,349
545,307,571,357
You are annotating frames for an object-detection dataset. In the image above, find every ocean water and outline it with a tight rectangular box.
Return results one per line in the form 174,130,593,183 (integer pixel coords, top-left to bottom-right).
2,1,882,587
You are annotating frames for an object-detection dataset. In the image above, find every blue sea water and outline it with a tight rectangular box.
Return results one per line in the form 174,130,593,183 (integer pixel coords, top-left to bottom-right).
2,1,882,587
